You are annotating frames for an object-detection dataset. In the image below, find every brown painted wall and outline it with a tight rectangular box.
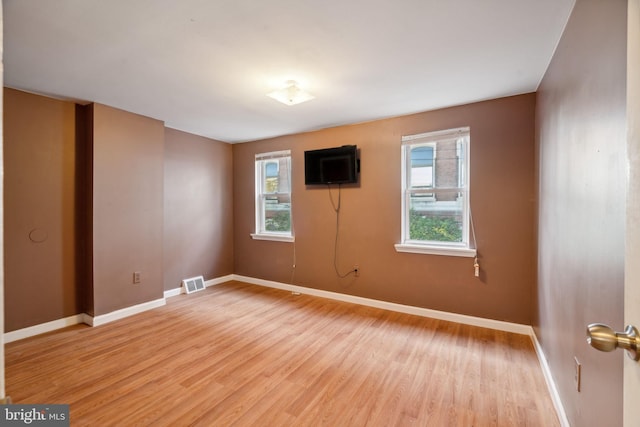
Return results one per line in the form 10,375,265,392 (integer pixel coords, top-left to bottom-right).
3,88,80,330
91,104,165,315
3,90,236,329
233,94,536,324
535,1,627,426
163,128,234,290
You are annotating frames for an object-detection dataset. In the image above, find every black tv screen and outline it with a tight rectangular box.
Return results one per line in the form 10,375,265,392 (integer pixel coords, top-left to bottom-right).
304,145,359,185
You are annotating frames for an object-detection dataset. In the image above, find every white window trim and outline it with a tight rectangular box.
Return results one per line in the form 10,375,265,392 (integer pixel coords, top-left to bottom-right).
250,232,295,242
252,150,293,242
397,127,475,257
394,243,476,257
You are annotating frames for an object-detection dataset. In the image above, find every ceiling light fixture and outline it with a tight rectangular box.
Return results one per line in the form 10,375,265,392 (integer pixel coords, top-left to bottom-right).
267,80,315,106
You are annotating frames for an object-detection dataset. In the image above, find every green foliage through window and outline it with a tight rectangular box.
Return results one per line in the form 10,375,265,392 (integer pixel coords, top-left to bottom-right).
265,211,291,232
409,210,462,242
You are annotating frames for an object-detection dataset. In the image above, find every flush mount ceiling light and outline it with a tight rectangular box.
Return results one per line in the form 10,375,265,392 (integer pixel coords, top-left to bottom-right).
267,80,315,106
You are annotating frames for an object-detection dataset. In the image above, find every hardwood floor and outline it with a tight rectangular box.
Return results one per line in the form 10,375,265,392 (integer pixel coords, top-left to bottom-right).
6,281,559,426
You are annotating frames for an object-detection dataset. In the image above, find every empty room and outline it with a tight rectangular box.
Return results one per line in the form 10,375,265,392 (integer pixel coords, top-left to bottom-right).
1,0,639,426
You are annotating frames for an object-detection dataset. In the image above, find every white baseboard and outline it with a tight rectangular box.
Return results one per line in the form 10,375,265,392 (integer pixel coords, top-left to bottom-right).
85,298,166,327
5,274,237,342
4,298,167,341
4,314,86,344
530,332,570,427
206,274,235,287
164,274,234,298
232,274,532,335
9,273,528,338
163,287,183,298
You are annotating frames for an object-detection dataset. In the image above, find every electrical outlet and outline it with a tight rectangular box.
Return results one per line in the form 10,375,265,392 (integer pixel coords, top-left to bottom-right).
354,265,360,277
133,272,141,284
574,356,581,392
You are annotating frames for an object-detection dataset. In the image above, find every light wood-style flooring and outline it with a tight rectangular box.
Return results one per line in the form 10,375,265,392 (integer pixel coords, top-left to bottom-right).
6,281,559,426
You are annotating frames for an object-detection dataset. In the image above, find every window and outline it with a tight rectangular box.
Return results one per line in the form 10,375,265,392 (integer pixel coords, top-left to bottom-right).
252,150,293,242
395,127,475,257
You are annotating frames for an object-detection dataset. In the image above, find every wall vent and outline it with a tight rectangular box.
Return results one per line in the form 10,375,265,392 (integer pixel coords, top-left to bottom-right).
182,276,206,294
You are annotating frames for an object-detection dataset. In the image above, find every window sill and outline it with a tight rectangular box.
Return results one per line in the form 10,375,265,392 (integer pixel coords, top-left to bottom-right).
394,243,476,258
251,233,295,243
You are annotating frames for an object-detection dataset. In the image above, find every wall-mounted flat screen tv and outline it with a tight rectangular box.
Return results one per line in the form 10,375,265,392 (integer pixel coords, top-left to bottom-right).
304,145,359,185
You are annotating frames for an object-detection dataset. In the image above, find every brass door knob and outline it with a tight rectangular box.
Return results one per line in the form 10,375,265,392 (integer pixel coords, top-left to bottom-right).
586,323,640,360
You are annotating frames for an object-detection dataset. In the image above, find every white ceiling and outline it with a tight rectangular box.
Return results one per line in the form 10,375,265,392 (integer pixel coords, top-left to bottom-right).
4,0,575,143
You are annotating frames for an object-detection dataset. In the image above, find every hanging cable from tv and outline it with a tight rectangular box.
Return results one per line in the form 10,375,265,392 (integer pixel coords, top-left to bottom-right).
328,183,358,278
